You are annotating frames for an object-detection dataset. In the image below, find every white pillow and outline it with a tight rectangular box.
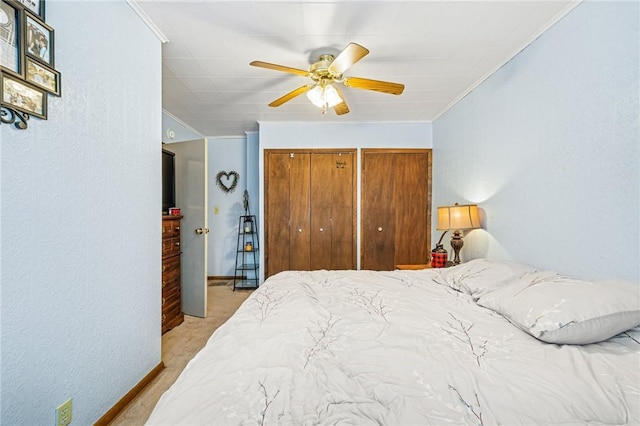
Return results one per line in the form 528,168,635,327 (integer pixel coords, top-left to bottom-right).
433,259,535,299
477,271,640,344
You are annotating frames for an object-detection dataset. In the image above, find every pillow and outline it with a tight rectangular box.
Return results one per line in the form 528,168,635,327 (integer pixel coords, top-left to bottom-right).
477,271,640,344
433,259,536,299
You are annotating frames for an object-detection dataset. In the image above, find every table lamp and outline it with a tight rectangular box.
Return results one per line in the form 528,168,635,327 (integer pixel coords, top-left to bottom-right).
436,203,480,265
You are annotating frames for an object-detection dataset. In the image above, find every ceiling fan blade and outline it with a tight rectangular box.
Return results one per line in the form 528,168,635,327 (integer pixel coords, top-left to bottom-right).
328,43,369,75
343,76,405,95
268,85,314,107
333,100,350,115
250,61,310,77
333,86,350,115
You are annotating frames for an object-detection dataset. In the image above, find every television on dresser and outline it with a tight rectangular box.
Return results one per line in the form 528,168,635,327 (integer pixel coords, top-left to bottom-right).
162,149,176,213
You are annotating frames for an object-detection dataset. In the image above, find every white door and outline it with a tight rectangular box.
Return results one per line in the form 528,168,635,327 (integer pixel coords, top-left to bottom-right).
168,139,208,318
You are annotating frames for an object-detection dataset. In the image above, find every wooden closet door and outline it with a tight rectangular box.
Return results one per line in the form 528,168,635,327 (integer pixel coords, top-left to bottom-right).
361,149,432,270
266,149,356,278
329,152,355,270
394,153,430,265
265,153,292,277
265,151,311,276
288,153,311,271
361,152,396,270
310,152,355,270
310,153,333,269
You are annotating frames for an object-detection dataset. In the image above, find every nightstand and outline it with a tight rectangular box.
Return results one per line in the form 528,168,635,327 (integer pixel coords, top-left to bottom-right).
396,264,433,270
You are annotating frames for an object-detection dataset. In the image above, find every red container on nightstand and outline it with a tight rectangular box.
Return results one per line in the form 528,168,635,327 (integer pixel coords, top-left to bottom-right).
431,245,448,268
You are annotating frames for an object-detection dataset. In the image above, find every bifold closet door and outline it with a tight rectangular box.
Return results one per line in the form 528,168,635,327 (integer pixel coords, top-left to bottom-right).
289,153,311,271
265,152,290,277
394,152,430,265
361,153,396,270
265,152,310,277
310,152,355,270
361,149,432,270
265,150,356,278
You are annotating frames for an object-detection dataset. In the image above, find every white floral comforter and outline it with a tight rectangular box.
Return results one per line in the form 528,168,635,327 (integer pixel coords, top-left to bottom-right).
147,269,640,425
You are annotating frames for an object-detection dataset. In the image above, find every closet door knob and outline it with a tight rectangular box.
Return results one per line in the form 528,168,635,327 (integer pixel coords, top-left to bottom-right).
319,227,324,232
377,226,383,232
298,228,302,233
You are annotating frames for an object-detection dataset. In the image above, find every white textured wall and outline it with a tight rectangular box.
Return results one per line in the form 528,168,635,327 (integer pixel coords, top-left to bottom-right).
0,1,162,424
433,0,639,282
257,121,433,281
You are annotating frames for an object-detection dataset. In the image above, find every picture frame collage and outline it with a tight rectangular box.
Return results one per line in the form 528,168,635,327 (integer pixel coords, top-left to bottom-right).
1,0,60,127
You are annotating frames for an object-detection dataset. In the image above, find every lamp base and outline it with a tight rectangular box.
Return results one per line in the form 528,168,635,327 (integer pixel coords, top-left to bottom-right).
450,230,464,265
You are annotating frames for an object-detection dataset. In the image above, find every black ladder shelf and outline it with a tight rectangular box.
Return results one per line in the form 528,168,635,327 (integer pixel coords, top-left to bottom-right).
233,215,259,291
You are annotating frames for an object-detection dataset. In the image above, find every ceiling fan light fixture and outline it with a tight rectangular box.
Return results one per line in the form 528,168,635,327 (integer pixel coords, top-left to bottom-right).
306,83,342,109
251,42,403,115
306,85,324,107
323,84,342,107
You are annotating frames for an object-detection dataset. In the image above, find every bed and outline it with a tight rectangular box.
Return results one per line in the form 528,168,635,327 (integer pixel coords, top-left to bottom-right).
147,259,640,425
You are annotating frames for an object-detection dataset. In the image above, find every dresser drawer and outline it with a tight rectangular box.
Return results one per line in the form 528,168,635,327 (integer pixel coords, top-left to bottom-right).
162,284,181,310
162,253,180,274
162,293,182,324
162,218,181,238
162,265,180,291
162,237,181,258
162,308,184,333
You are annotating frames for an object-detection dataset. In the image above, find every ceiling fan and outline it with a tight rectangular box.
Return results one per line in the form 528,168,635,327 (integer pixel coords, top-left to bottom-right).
250,42,405,115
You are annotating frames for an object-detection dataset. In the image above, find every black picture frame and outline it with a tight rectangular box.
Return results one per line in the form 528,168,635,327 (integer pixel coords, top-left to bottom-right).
14,0,44,20
25,55,59,96
0,1,24,77
1,0,57,129
24,10,53,67
1,71,47,119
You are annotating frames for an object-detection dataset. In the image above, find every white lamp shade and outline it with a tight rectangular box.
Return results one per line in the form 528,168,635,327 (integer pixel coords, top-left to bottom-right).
437,204,480,231
306,85,325,107
306,83,342,108
323,84,342,107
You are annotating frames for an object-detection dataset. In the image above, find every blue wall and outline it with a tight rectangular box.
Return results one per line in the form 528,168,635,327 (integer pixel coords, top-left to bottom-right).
433,0,639,282
162,111,203,143
1,1,162,423
207,137,248,276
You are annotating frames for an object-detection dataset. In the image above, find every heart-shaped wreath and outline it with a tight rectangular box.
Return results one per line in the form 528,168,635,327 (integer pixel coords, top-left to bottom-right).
216,171,239,193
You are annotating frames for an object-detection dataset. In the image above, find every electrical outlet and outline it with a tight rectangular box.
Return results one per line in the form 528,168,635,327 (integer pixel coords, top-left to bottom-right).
55,398,72,426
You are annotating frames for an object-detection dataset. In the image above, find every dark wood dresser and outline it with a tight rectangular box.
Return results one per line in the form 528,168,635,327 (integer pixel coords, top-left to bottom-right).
162,215,184,333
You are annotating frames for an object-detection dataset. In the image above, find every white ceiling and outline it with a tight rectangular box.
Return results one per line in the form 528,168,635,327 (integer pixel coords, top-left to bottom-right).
132,0,580,137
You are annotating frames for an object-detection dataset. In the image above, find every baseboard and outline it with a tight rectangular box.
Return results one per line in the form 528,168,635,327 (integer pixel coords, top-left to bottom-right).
93,361,164,426
208,275,245,280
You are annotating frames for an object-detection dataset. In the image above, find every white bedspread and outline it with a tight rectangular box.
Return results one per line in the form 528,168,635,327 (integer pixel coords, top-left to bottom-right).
147,269,640,425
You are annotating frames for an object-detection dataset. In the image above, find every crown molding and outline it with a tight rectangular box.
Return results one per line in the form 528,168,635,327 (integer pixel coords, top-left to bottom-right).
126,0,169,43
